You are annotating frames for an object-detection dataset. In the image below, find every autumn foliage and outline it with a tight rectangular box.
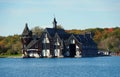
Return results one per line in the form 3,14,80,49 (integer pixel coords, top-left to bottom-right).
0,27,120,56
66,27,120,53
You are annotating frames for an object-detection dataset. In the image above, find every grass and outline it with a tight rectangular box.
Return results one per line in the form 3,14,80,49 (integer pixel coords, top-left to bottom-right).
0,54,22,58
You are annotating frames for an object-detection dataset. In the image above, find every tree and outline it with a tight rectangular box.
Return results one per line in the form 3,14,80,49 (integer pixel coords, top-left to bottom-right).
0,35,21,55
94,30,102,42
31,26,44,36
57,25,64,29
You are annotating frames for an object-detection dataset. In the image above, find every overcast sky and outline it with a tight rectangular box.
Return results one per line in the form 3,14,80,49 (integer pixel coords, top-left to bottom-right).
0,0,120,36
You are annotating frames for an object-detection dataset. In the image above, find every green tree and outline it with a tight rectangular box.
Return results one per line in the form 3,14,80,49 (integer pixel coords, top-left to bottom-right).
31,26,44,36
57,25,64,29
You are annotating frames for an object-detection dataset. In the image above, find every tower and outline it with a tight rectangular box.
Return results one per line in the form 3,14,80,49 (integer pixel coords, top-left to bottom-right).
53,18,57,29
21,23,32,50
21,23,32,57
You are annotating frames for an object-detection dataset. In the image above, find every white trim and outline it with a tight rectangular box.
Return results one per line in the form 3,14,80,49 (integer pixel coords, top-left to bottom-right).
55,38,60,45
28,52,40,58
76,45,79,48
71,39,75,44
54,42,60,45
27,49,38,51
42,33,50,43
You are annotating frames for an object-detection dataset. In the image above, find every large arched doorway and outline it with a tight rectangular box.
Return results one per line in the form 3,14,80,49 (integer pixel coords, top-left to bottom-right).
69,39,76,57
69,44,76,57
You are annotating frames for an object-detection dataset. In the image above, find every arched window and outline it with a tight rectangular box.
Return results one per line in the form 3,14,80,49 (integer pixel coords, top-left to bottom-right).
70,39,75,44
42,33,50,57
54,38,60,45
54,38,60,57
42,33,50,43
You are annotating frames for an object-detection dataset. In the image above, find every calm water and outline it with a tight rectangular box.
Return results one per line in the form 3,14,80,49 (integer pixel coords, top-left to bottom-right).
0,56,120,77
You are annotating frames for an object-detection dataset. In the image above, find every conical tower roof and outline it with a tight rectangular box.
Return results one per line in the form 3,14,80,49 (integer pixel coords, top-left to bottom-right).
22,23,31,36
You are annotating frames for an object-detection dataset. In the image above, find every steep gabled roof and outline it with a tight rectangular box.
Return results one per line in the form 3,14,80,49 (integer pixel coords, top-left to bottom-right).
58,33,71,40
67,34,82,45
84,33,97,45
54,33,61,41
74,34,83,43
45,28,55,37
70,33,96,46
77,35,86,44
74,34,97,46
45,28,69,39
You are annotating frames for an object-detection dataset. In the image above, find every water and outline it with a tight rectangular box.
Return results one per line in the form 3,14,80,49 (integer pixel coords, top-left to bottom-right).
0,56,120,77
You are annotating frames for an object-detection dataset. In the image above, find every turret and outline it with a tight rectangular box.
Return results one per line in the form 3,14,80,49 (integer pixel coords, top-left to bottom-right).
53,18,57,29
21,23,32,46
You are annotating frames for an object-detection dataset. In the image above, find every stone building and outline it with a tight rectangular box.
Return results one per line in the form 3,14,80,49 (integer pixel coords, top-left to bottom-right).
21,18,98,58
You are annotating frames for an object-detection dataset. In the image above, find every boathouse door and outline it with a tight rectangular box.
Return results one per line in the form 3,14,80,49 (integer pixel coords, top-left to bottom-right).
69,44,76,57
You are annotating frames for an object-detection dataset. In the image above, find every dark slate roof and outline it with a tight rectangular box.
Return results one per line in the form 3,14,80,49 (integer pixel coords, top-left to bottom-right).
74,34,85,43
45,27,97,46
22,23,32,36
74,34,97,46
45,28,70,40
79,35,87,44
27,40,38,49
58,33,71,40
84,34,97,45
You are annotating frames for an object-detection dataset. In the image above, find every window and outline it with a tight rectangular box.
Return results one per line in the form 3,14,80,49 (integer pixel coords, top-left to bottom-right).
54,38,60,45
42,49,50,57
70,39,75,44
54,49,60,56
54,38,60,56
42,33,50,43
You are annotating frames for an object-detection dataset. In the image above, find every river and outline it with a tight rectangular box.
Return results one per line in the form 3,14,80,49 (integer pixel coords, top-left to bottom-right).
0,56,120,77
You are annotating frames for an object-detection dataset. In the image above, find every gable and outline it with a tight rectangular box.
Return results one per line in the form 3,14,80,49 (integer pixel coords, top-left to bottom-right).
26,40,38,49
53,33,64,45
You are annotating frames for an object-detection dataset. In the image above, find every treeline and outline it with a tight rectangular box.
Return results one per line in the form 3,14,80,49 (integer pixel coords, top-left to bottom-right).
0,26,120,56
0,35,21,56
66,27,120,53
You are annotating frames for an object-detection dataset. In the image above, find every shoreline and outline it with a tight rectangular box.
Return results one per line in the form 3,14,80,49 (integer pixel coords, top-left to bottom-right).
0,55,22,58
0,55,120,58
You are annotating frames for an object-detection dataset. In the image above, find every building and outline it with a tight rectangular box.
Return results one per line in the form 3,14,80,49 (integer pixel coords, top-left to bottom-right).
21,18,98,58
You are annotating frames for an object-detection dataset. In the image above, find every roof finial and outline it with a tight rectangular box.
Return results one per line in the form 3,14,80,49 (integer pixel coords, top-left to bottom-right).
22,23,30,36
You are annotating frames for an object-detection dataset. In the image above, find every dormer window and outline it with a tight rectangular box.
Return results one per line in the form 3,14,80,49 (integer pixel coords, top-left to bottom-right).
70,39,75,44
42,33,50,43
54,38,60,45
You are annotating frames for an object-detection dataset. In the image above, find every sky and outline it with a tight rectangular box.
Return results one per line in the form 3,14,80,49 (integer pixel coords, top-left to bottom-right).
0,0,120,36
